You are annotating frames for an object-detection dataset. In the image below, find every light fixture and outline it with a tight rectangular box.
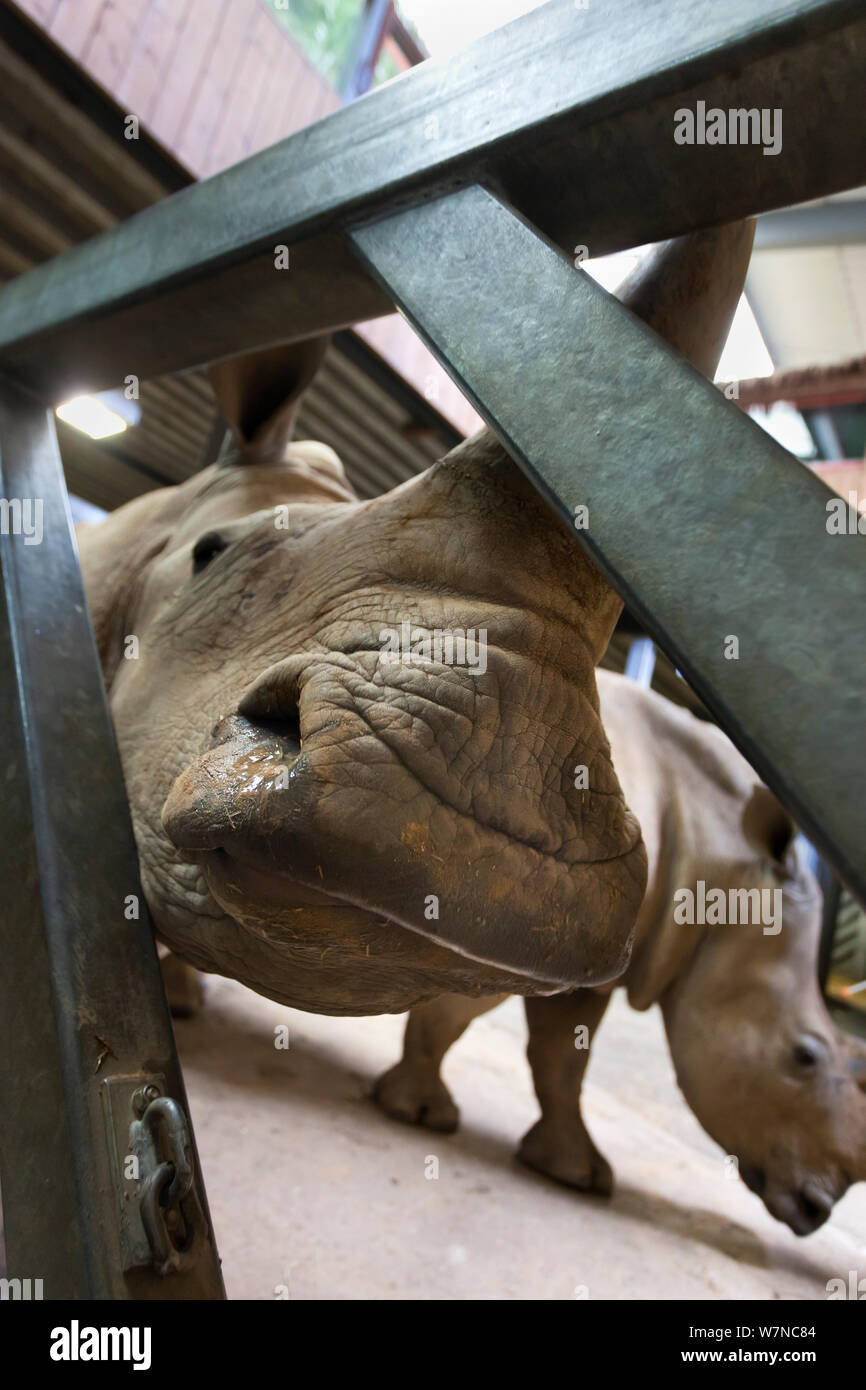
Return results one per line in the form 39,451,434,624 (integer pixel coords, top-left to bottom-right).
56,389,141,440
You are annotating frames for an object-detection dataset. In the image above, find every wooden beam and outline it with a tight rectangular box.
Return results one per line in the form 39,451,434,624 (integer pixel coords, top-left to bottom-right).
729,356,866,409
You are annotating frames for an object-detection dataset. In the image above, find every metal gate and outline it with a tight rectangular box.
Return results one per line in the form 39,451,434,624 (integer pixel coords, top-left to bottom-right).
0,0,864,1297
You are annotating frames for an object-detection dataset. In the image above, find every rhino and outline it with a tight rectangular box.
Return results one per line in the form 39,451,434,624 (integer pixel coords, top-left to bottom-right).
374,669,866,1235
77,221,751,1017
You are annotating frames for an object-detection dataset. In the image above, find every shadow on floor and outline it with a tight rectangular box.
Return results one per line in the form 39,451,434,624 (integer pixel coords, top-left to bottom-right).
174,992,842,1288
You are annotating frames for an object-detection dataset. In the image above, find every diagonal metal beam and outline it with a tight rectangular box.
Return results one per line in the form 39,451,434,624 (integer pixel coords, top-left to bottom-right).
0,379,225,1297
0,0,863,396
349,185,866,905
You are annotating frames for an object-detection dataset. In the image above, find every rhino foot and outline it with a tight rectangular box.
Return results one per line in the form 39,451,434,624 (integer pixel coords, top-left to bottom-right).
517,1119,613,1195
372,1062,460,1133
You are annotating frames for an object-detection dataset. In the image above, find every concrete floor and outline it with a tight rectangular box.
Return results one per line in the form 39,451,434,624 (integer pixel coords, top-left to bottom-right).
177,978,866,1301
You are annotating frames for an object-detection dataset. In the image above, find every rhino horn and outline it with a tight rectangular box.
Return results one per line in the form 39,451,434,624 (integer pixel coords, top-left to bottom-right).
616,219,755,380
208,335,330,466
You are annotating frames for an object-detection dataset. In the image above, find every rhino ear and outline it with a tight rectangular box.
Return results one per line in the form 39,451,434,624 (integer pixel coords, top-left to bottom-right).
208,336,329,465
741,784,796,869
617,219,755,380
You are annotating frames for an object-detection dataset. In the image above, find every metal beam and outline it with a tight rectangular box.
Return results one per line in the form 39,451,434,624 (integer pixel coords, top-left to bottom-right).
0,0,864,397
350,185,866,905
0,379,224,1298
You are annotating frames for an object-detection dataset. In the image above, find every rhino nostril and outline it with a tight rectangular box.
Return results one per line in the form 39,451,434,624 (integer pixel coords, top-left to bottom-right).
740,1165,766,1196
239,705,301,756
260,709,301,749
800,1193,821,1222
796,1187,832,1231
207,706,301,759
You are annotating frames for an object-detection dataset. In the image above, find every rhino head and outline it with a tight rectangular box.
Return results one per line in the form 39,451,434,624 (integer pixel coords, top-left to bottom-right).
78,221,752,1016
662,796,866,1235
82,399,645,1014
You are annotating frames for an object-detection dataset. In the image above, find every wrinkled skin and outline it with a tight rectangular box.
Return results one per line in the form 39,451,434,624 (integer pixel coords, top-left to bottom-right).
82,435,644,1012
78,220,751,1017
376,672,866,1235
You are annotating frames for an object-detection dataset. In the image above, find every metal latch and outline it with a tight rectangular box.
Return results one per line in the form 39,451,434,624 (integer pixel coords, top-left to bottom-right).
103,1074,204,1276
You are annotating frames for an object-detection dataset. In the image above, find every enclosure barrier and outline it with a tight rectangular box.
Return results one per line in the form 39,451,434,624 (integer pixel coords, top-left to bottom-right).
0,0,864,1298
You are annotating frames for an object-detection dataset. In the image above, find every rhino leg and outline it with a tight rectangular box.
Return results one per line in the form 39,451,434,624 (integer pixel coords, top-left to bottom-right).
158,948,204,1018
519,990,613,1195
373,993,507,1132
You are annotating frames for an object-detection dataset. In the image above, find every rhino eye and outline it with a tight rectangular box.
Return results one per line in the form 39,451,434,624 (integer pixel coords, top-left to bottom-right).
192,531,228,574
792,1036,824,1069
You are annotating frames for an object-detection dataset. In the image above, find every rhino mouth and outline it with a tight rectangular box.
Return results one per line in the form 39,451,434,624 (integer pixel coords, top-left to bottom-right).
161,647,646,988
740,1165,839,1235
207,846,353,912
769,1183,836,1236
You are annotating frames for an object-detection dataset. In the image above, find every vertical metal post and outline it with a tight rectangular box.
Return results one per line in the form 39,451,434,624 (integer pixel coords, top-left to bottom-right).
0,378,224,1299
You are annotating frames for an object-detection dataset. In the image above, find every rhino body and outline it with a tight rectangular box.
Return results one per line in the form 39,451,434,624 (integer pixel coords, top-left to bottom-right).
375,670,866,1235
77,223,753,1016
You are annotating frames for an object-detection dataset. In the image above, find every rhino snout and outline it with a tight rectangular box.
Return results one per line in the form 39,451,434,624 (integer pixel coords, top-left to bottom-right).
741,1163,842,1234
160,646,646,990
767,1182,838,1237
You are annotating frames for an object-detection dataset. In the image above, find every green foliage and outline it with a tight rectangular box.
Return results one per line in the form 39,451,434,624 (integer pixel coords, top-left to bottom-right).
263,0,365,86
373,44,402,88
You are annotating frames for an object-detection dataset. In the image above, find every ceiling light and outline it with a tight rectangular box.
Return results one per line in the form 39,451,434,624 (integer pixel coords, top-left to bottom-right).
56,389,140,440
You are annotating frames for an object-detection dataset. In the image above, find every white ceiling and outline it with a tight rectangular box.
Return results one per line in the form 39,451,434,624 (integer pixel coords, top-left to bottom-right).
747,190,866,371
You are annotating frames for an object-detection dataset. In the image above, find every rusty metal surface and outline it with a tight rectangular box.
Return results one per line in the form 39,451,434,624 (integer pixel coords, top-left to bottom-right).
0,377,224,1298
351,185,866,906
